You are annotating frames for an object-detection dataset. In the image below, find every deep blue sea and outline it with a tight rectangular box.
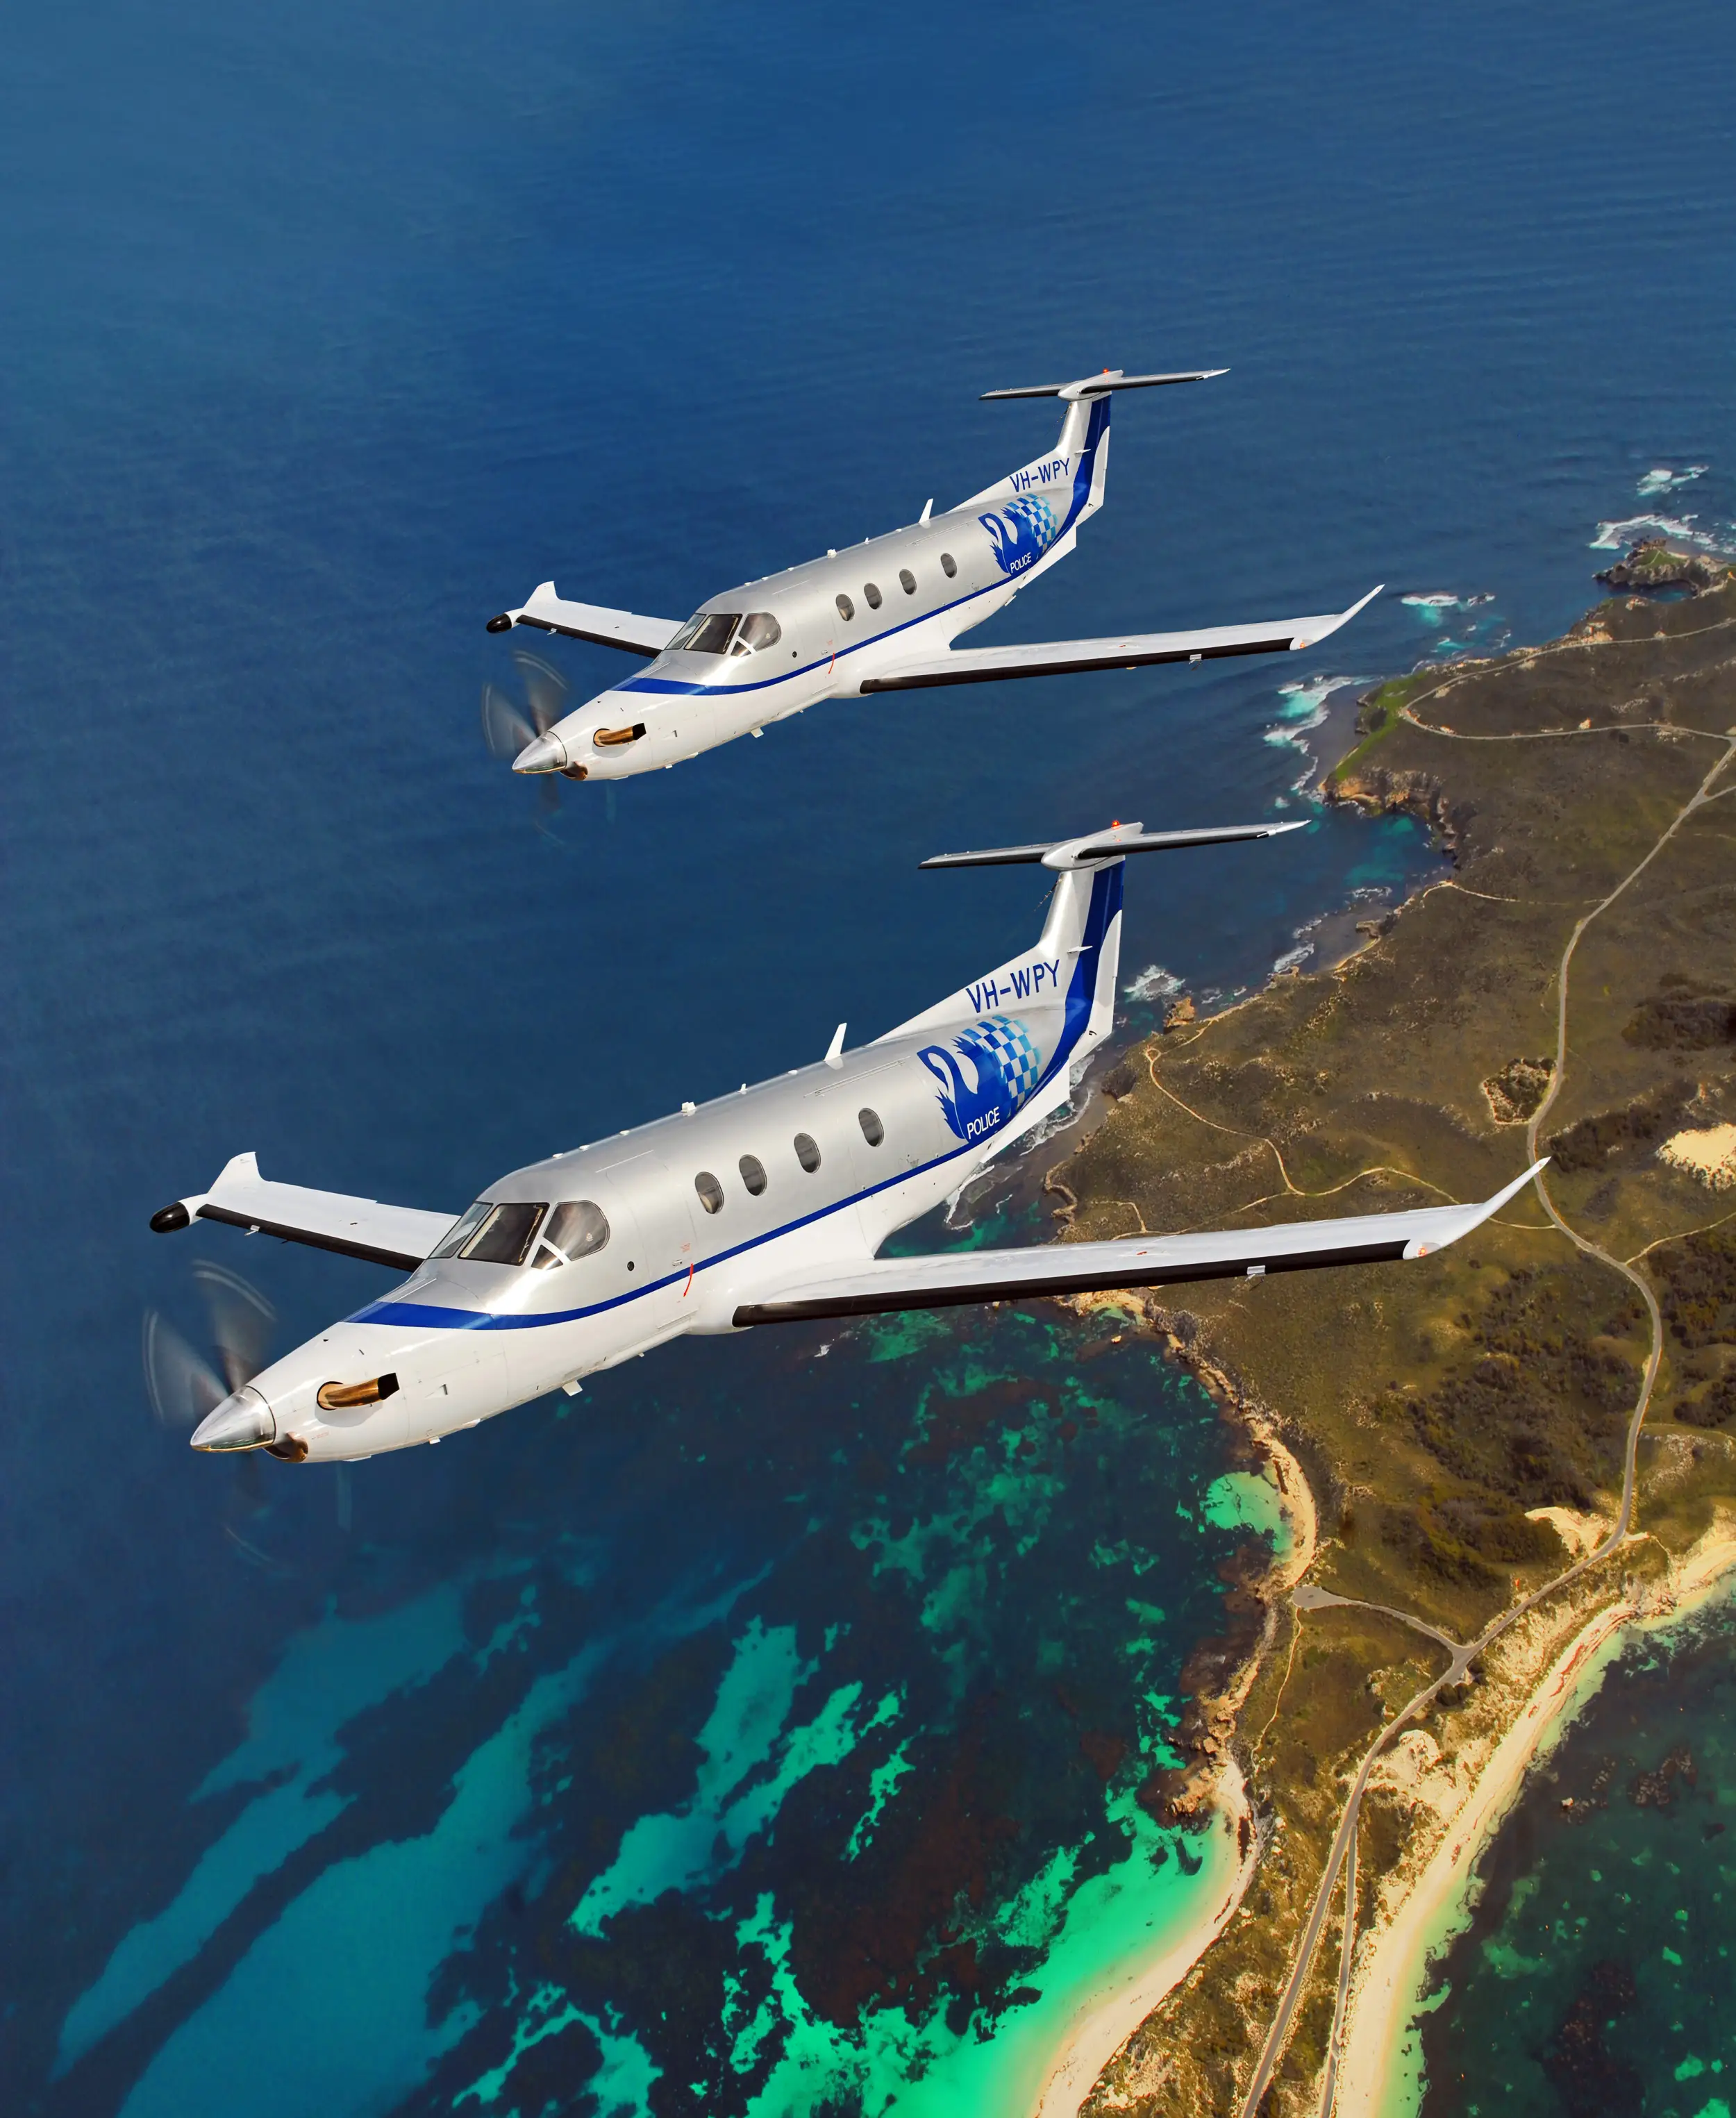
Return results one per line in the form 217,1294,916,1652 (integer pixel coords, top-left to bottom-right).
3,3,1733,2112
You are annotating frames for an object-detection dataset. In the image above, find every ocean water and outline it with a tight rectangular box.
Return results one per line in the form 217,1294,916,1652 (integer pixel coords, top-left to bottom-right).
1417,1583,1736,2118
3,1,1733,2111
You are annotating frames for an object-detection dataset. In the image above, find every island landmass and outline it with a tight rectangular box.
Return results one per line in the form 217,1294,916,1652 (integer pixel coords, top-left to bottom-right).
1044,556,1736,2115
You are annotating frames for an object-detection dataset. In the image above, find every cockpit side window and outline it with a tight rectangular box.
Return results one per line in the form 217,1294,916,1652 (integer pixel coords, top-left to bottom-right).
430,1201,492,1259
667,612,741,655
532,1200,610,1269
737,612,782,651
460,1201,548,1266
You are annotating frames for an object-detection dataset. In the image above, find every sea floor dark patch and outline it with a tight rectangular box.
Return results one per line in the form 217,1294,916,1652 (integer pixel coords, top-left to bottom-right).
1417,1590,1736,2116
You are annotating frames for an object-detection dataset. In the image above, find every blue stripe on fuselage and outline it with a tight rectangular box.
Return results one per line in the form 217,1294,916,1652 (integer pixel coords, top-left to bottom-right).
614,444,1103,703
349,867,1120,1335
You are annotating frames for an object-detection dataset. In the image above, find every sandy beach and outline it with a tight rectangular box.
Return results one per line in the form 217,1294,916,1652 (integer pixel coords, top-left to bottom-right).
1029,1762,1256,2118
1025,1414,1315,2117
1335,1517,1736,2117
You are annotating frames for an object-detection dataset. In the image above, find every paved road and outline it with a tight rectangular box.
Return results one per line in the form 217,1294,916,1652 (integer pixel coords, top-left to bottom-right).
1235,730,1736,2118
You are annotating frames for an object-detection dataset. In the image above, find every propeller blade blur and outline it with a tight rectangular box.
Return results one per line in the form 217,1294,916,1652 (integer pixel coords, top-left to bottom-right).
512,649,570,736
481,683,536,762
193,1260,275,1394
142,1312,228,1430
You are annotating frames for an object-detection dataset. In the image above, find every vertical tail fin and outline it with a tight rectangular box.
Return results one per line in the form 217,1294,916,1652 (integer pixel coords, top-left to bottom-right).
1039,857,1125,1067
964,367,1224,537
883,844,1124,1051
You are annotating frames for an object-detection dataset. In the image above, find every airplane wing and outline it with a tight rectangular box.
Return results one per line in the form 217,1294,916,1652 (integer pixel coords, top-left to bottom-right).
488,582,685,657
733,1165,1543,1326
859,587,1382,692
149,1153,459,1271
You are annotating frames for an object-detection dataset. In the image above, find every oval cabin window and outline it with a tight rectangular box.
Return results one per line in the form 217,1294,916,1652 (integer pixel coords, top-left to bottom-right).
863,581,882,610
739,1153,768,1196
899,569,916,595
940,552,958,578
694,1170,725,1215
858,1108,884,1147
793,1132,821,1174
835,593,855,622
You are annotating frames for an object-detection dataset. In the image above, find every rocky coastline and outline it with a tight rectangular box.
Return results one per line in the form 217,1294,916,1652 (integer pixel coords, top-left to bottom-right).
1040,556,1736,2115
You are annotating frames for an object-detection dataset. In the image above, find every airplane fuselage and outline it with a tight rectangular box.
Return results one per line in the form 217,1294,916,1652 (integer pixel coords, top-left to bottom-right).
222,876,1111,1462
516,419,1099,778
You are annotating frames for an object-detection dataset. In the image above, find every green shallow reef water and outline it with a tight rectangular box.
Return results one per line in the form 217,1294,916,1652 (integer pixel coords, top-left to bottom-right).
1418,1580,1736,2118
69,1299,1271,2118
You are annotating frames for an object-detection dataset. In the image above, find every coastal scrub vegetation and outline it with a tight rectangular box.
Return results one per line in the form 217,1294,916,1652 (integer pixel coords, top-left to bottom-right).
1058,569,1736,2116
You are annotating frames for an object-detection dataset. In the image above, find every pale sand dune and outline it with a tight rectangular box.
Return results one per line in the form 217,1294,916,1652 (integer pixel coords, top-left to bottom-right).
1659,1121,1736,1190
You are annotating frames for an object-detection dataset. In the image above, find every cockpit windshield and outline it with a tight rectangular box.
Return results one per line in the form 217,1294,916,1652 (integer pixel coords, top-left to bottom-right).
665,611,741,655
663,610,781,658
428,1200,548,1267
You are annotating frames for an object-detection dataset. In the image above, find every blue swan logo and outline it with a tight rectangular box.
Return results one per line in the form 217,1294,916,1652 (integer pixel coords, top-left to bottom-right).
978,493,1058,578
918,1016,1042,1143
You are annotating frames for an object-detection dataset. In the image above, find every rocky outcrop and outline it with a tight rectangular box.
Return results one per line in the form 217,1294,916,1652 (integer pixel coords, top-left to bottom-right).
1595,537,1730,594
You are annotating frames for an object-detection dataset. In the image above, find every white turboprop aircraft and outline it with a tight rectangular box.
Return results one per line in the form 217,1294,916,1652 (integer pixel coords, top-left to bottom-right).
481,369,1382,781
151,824,1543,1463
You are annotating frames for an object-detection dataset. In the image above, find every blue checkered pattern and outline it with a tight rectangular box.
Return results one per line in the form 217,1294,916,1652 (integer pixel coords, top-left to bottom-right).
1005,494,1057,548
978,1014,1042,1107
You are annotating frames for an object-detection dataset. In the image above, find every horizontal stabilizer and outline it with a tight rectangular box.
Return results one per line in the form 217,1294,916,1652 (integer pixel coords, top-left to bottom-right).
981,368,1227,401
920,820,1305,870
487,583,684,658
733,1165,1548,1326
149,1153,459,1271
861,587,1382,693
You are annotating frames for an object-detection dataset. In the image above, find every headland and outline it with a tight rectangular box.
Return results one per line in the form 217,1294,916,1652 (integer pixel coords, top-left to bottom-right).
1044,558,1736,2115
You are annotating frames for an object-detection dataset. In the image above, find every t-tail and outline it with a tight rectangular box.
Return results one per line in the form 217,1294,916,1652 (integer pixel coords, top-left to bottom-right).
959,367,1226,548
883,817,1303,1084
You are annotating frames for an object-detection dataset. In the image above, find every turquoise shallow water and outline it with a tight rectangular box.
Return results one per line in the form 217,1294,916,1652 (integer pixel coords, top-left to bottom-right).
1419,1583,1736,2117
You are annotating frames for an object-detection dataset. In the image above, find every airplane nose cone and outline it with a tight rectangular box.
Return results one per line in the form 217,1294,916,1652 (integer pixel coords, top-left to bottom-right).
190,1386,276,1453
513,730,569,774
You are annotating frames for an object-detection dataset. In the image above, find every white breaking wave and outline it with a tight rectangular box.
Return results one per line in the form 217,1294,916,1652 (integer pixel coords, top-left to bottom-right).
1636,465,1708,497
1124,962,1183,1002
1591,510,1734,553
1271,940,1315,976
1266,673,1364,740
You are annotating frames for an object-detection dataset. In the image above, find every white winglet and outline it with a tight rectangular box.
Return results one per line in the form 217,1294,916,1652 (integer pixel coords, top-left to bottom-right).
824,1023,847,1069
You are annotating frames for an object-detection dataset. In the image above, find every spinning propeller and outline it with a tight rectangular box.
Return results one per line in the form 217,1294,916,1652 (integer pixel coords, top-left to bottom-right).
482,649,577,806
142,1261,275,1436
